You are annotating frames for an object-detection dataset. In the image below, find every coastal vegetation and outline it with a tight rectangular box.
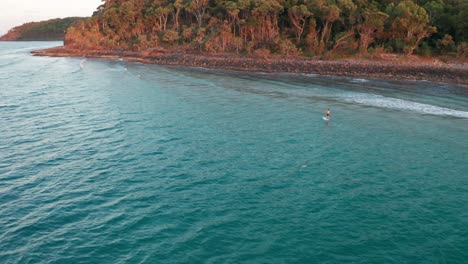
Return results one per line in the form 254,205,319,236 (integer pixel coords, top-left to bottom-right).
0,17,88,41
63,0,467,57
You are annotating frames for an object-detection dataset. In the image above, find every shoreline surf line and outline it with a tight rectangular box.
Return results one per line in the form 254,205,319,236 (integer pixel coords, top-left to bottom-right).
31,46,468,85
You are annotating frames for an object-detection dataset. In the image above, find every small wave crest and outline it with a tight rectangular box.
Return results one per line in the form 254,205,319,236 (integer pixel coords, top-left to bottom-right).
341,93,468,118
79,59,86,69
351,78,369,83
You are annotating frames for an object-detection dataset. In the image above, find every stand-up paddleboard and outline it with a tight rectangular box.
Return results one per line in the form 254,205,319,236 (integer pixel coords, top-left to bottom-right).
322,117,330,121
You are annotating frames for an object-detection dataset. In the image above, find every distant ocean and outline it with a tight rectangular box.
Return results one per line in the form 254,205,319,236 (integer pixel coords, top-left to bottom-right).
1,42,467,263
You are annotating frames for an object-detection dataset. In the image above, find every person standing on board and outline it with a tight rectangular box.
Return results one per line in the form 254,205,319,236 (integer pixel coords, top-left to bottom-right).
326,108,331,120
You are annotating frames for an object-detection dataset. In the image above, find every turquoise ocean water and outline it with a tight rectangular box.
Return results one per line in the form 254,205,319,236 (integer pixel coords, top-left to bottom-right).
1,42,467,263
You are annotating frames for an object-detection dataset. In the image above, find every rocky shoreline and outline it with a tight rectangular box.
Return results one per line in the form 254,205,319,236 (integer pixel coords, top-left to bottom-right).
32,46,468,85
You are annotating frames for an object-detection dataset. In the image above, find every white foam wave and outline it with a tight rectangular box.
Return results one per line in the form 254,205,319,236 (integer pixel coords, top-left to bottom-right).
351,78,369,83
79,59,86,69
341,93,468,118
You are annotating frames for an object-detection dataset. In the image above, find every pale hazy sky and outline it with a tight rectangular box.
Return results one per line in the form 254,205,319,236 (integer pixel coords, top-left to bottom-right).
0,0,103,35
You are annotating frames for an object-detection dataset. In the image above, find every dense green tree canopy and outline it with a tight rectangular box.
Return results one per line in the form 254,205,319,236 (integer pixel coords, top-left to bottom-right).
64,0,467,56
1,17,88,41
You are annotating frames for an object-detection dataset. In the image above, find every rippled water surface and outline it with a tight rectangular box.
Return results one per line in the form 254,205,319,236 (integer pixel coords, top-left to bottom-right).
1,42,468,263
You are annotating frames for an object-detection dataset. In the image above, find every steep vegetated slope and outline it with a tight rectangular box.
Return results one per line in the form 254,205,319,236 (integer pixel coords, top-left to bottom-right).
1,17,88,41
64,0,467,57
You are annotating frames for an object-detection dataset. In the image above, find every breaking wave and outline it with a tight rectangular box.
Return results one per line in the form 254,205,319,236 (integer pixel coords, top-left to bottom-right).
340,93,468,118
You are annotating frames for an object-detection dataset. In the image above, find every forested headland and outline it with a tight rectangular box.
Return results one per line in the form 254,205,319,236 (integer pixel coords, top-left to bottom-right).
63,0,467,57
0,17,88,41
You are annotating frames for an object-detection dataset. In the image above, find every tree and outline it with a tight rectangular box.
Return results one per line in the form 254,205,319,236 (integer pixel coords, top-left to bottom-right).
308,0,342,53
252,0,284,45
387,0,436,55
278,37,299,57
187,0,209,28
357,6,388,52
288,5,312,42
173,0,184,31
162,30,179,43
437,34,455,51
225,1,240,35
61,0,464,57
331,0,358,52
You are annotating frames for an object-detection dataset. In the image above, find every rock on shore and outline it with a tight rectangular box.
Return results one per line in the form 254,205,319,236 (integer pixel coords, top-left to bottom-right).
32,46,468,85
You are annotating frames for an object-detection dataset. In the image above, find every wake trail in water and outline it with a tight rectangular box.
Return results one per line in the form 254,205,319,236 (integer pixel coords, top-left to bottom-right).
339,93,468,118
231,75,468,119
218,76,468,119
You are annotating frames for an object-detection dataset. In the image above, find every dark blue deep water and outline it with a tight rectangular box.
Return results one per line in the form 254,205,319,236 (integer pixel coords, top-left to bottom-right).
1,42,467,263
